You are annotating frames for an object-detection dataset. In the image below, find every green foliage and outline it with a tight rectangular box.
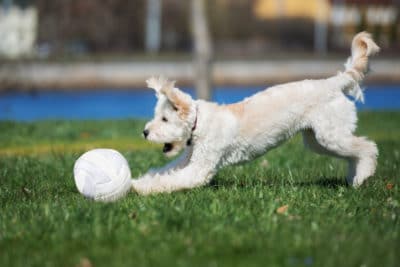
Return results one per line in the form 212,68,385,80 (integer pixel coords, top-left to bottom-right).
0,112,399,267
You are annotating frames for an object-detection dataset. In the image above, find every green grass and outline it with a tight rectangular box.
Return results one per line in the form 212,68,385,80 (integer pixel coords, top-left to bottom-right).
0,112,399,267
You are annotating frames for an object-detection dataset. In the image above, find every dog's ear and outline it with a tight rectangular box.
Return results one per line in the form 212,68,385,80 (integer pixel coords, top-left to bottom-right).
146,76,169,97
146,76,192,117
160,82,193,119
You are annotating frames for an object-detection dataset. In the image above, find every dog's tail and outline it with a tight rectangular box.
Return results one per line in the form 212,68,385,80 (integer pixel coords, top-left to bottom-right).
342,31,380,102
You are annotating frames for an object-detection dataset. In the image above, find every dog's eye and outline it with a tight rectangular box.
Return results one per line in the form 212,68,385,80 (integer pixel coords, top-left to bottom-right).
162,117,168,122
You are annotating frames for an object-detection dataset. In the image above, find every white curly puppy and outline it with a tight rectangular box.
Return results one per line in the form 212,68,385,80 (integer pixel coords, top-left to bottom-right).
132,32,379,195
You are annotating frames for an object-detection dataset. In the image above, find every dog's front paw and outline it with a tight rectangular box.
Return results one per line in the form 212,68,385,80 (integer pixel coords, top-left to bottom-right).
131,177,153,195
132,171,165,194
131,173,169,195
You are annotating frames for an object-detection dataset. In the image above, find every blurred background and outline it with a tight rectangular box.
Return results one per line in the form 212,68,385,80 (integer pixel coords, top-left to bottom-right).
0,0,399,120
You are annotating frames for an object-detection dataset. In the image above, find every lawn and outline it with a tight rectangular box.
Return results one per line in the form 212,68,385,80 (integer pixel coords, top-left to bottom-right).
0,112,399,267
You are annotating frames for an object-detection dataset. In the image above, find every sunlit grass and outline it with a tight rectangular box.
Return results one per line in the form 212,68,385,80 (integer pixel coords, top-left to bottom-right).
0,112,399,267
0,138,158,156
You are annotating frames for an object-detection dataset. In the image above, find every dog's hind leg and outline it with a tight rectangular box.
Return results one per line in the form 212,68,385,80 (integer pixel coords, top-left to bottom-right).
302,128,378,187
303,129,335,156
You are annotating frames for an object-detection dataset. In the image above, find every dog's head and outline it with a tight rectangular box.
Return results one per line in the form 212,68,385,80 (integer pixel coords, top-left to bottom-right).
143,76,196,157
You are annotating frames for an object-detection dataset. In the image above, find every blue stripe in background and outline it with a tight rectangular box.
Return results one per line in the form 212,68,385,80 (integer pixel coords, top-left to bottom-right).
0,85,399,121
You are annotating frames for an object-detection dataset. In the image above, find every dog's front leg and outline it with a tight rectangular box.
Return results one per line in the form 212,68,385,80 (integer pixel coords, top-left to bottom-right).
147,147,193,176
132,161,216,195
135,147,192,182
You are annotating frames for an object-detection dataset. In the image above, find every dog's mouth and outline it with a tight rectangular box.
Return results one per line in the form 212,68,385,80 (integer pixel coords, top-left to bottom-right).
162,142,183,157
163,143,174,153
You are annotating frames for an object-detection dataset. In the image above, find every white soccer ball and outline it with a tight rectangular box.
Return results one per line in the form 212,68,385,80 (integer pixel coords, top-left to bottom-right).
73,148,132,202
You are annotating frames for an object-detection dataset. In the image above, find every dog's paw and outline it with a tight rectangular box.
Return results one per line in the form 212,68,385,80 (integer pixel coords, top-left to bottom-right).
131,173,169,195
131,178,153,195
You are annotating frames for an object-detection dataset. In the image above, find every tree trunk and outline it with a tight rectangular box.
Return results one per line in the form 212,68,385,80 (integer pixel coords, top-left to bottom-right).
191,0,212,100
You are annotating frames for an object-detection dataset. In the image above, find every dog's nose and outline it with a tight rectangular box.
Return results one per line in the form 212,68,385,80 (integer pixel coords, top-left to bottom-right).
143,129,149,138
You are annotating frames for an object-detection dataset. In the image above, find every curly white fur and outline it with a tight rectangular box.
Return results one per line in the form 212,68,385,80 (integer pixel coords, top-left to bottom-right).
132,32,379,195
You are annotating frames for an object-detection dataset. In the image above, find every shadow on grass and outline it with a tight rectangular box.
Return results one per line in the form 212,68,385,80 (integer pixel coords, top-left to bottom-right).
208,177,348,190
295,177,348,189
